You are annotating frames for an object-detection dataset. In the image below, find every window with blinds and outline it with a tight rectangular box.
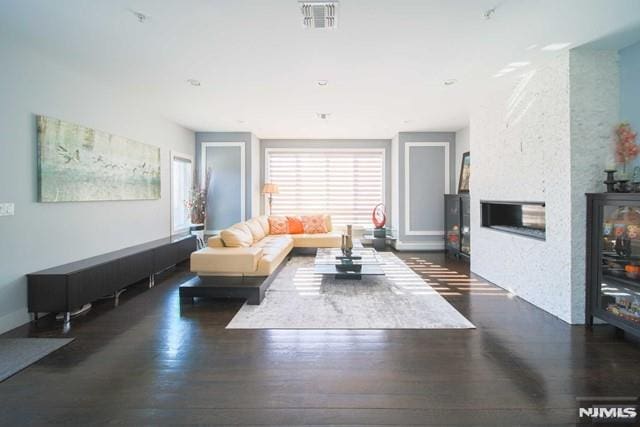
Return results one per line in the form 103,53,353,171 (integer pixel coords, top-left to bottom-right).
171,154,193,233
265,149,385,228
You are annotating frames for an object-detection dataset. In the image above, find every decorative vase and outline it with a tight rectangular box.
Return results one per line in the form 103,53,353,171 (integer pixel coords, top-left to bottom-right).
341,234,353,258
604,169,617,193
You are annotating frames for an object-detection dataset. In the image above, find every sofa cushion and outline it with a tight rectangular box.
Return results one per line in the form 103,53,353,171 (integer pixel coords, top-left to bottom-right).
191,246,263,274
245,218,266,242
220,223,253,247
253,235,294,252
251,237,294,276
268,216,289,234
324,214,333,232
301,215,328,234
291,232,342,248
287,216,304,234
257,215,270,234
207,236,224,248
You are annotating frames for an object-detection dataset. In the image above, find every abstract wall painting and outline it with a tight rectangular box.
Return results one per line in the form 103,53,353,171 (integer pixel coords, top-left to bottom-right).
36,116,160,202
458,151,470,194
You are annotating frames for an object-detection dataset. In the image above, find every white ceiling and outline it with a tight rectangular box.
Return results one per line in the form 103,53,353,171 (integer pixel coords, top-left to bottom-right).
2,0,640,138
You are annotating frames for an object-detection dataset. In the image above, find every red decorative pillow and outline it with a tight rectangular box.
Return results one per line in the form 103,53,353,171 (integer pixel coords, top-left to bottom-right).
301,215,328,234
287,216,304,234
268,216,289,234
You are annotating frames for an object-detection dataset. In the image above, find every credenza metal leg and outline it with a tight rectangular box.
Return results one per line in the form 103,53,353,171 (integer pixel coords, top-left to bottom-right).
114,289,126,307
32,312,39,322
149,274,155,288
62,312,71,333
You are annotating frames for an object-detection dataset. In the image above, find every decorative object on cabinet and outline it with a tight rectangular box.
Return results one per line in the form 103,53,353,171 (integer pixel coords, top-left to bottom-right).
458,152,470,194
614,122,638,175
36,115,160,202
371,203,386,228
444,194,470,260
586,193,640,339
604,169,617,193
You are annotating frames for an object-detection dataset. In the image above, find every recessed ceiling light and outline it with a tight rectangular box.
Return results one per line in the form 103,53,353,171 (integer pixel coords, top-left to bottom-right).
444,79,458,86
493,73,505,78
541,42,572,51
317,113,331,120
498,67,516,74
187,79,201,87
526,44,538,50
129,9,150,23
403,119,412,124
237,120,245,124
316,80,329,86
508,61,530,68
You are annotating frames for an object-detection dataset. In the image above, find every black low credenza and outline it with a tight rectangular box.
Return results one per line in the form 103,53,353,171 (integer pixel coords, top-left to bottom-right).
27,235,197,326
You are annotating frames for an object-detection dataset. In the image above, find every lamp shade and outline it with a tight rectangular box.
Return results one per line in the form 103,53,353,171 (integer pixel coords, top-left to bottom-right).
262,183,279,194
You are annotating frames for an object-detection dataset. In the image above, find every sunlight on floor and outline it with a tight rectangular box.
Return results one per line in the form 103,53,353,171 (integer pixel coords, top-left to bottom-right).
403,256,511,297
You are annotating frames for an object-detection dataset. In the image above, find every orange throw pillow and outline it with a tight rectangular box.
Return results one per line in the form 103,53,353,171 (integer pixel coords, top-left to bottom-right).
287,216,304,234
268,216,289,234
301,215,328,234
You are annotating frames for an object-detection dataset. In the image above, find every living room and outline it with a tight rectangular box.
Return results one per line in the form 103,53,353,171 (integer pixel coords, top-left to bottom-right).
2,0,640,425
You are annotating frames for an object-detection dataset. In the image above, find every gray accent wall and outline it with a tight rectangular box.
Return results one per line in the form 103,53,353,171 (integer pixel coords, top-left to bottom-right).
260,139,392,223
0,39,195,334
397,132,456,247
195,132,256,227
204,145,243,230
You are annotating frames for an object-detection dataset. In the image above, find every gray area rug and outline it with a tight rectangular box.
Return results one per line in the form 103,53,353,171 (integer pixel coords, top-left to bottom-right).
0,338,74,382
227,253,475,329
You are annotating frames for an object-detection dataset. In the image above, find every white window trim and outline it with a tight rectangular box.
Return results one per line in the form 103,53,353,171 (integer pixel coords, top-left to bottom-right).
264,147,386,228
170,150,194,235
200,142,246,233
404,142,449,236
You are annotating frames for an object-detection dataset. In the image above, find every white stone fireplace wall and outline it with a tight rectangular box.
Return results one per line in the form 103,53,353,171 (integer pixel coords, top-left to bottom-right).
470,48,619,324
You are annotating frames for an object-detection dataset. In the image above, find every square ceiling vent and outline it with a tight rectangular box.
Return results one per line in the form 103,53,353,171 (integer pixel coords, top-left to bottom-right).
300,1,338,29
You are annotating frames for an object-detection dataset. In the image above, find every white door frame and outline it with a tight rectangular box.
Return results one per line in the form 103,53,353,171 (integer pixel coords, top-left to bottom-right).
170,150,194,235
201,142,246,232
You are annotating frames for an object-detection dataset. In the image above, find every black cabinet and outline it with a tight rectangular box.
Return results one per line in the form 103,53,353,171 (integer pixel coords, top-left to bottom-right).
28,235,197,324
586,193,640,338
444,194,470,259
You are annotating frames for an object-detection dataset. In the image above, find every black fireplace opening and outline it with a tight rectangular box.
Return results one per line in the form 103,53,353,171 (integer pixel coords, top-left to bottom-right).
481,201,546,240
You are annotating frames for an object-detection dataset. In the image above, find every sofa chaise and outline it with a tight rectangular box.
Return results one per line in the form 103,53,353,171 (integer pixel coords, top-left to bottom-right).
180,214,341,304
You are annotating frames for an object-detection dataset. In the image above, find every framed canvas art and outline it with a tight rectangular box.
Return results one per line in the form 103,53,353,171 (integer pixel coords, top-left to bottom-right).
458,151,470,194
36,115,161,202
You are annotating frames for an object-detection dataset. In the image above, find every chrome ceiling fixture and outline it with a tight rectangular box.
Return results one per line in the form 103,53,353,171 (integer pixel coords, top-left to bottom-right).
187,79,201,87
317,113,331,120
300,1,338,29
484,7,496,20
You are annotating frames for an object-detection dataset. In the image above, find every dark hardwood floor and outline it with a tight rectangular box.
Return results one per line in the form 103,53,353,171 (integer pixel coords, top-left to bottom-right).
1,251,639,426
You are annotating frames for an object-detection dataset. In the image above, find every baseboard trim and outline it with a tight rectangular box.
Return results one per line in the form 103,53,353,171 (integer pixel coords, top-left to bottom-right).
392,240,444,251
0,308,30,335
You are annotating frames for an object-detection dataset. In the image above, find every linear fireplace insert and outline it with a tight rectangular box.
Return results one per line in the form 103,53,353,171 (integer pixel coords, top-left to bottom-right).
481,200,546,240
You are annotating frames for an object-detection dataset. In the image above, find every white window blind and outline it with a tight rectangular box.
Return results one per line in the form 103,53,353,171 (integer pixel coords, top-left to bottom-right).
171,154,193,233
266,149,385,228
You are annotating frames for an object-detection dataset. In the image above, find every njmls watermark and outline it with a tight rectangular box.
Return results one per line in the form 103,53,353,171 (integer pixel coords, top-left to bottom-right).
577,397,639,424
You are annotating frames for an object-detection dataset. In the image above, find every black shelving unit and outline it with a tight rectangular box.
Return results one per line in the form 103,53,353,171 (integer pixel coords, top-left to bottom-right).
586,193,640,338
444,194,470,260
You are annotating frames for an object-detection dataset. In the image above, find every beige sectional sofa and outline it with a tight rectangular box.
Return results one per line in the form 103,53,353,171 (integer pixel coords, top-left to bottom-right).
190,214,341,277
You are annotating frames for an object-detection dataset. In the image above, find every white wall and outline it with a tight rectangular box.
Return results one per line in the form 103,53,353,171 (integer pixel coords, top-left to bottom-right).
0,40,195,333
470,49,618,324
455,126,470,192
